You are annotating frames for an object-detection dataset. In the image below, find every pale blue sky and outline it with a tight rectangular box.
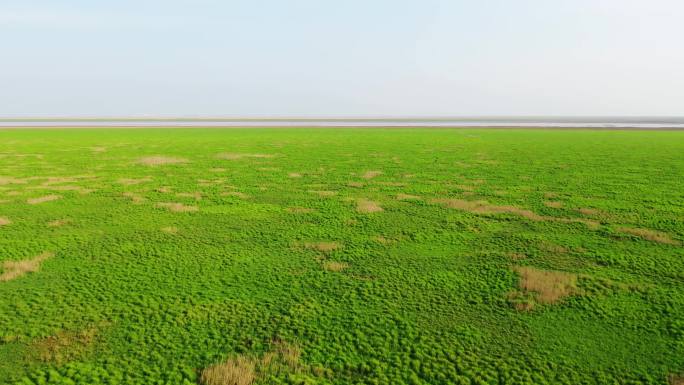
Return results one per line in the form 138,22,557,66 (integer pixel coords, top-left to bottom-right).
1,0,683,117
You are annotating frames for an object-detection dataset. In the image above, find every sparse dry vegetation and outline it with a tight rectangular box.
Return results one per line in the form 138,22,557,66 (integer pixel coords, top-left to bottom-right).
0,252,54,282
512,266,578,305
155,202,198,213
617,227,680,245
356,198,383,213
27,195,62,205
138,156,188,166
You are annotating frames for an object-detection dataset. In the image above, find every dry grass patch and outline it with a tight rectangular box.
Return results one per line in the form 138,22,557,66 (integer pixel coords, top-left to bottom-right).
27,195,62,205
347,182,364,188
1,252,54,282
118,177,152,186
397,193,420,200
544,192,559,199
123,192,146,204
307,190,337,197
216,153,275,160
155,202,198,213
138,156,188,166
513,266,578,304
32,324,103,365
361,170,382,179
322,261,349,272
90,146,107,152
201,355,255,385
507,252,527,260
668,374,684,385
288,172,302,178
543,201,563,208
0,217,10,226
47,219,70,227
617,227,680,245
577,207,601,216
176,192,202,200
222,191,250,199
433,198,600,229
356,198,383,213
161,226,178,234
304,242,341,253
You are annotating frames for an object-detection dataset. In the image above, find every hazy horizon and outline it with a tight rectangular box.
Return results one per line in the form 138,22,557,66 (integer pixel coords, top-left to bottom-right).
2,0,683,117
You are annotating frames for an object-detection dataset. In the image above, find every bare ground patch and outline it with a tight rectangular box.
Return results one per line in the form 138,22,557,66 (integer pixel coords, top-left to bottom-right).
156,202,198,213
1,252,54,282
356,199,383,213
27,195,62,205
0,217,10,226
617,227,680,245
138,156,188,166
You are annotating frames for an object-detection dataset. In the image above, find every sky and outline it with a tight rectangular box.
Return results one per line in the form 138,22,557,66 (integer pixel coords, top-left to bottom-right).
1,0,683,117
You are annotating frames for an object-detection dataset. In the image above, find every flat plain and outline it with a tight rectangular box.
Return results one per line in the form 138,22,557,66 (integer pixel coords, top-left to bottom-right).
0,128,682,385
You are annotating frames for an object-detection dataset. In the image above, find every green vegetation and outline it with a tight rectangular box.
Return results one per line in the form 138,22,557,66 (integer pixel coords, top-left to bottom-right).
0,127,682,385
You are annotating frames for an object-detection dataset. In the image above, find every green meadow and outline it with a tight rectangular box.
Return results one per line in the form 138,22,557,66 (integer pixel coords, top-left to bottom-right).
0,127,682,385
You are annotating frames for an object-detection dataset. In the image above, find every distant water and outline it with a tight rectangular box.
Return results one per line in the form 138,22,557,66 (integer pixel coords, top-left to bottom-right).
1,117,684,129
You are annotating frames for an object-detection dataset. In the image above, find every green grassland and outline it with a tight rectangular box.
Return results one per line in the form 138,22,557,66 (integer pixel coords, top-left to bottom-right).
0,128,682,385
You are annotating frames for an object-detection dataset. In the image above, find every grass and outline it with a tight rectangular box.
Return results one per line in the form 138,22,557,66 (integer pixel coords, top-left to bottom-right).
0,127,682,384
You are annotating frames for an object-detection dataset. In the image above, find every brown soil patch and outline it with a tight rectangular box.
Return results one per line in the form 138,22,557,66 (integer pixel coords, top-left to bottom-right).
513,266,578,304
286,207,314,214
161,226,178,234
0,217,10,226
356,199,383,213
27,195,62,205
118,177,152,186
222,192,250,199
304,242,341,252
362,170,382,179
668,374,684,385
288,172,302,178
155,202,198,213
1,252,54,282
216,153,275,160
138,156,188,166
322,261,349,272
617,227,680,245
308,190,337,197
47,219,70,227
397,193,420,201
543,201,563,209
